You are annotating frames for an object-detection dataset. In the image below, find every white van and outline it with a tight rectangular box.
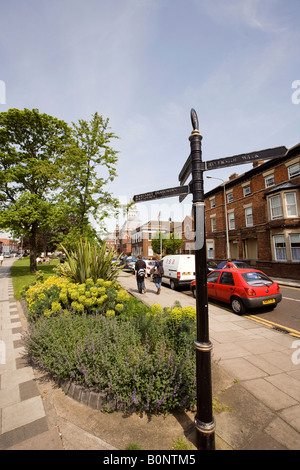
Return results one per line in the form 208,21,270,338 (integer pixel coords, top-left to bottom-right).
162,255,195,290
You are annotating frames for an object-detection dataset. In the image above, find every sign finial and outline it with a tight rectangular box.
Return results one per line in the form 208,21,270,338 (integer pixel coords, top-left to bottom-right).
191,108,199,131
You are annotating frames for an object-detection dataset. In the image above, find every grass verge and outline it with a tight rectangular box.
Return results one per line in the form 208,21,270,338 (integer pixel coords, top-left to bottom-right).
11,258,59,300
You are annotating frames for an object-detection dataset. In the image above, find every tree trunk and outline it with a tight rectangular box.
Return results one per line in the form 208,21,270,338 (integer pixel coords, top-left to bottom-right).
29,222,38,273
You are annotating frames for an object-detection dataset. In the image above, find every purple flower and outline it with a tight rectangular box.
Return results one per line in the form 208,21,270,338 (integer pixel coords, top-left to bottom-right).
132,388,138,404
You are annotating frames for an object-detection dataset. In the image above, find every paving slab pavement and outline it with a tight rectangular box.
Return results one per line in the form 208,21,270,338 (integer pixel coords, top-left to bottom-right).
1,260,300,451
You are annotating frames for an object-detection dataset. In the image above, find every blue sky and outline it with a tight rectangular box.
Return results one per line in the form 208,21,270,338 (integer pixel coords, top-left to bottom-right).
0,0,299,232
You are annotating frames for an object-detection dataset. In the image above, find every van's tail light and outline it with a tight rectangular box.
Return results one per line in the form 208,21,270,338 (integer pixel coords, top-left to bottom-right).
177,272,181,280
244,287,256,296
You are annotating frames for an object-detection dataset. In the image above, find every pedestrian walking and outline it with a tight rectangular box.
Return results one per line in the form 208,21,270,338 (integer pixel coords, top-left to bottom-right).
151,256,164,294
0,253,3,266
135,255,147,294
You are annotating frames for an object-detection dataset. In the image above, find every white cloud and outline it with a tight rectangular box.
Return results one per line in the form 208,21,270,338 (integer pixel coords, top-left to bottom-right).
199,0,289,33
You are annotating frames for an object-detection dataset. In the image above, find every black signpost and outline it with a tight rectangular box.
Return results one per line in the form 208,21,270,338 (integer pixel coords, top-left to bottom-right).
132,109,287,450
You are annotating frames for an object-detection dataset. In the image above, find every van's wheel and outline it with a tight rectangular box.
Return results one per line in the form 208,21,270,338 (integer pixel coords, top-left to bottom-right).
231,296,245,315
170,280,176,290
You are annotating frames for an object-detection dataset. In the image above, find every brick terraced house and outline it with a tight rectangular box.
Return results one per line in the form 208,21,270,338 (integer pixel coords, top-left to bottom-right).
204,143,300,280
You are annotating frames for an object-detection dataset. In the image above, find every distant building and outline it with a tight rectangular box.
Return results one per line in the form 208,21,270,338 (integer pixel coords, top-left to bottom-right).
131,219,182,258
0,234,19,254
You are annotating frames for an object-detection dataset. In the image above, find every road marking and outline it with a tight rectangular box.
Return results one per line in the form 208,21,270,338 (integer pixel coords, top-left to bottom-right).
282,296,300,302
244,314,300,338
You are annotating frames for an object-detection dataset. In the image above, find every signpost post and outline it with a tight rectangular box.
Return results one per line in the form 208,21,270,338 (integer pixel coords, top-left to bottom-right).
188,110,215,450
132,109,287,450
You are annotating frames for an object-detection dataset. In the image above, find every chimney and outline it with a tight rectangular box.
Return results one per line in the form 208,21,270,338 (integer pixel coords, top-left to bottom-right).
253,160,264,168
229,172,238,181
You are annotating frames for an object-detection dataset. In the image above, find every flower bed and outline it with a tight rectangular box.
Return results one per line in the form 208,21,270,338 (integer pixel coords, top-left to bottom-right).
23,276,197,413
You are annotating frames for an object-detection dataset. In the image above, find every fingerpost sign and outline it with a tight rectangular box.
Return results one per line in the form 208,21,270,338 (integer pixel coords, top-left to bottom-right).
133,109,287,450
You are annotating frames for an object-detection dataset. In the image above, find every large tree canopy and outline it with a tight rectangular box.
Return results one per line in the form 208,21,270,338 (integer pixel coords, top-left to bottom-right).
0,108,120,272
0,108,71,271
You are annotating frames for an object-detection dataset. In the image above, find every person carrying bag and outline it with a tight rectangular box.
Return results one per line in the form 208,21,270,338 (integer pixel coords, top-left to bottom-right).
135,255,147,294
150,256,164,294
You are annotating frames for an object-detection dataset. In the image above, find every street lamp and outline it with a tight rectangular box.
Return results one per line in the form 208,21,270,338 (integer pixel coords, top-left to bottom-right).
206,175,230,259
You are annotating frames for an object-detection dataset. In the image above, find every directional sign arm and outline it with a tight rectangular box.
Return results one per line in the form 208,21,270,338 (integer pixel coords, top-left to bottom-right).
178,154,192,185
133,184,190,203
206,146,287,170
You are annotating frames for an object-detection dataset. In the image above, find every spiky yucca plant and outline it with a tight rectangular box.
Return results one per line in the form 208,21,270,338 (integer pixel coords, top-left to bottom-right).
56,238,121,283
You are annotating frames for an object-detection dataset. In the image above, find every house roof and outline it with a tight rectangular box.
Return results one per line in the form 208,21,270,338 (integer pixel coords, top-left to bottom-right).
265,181,300,197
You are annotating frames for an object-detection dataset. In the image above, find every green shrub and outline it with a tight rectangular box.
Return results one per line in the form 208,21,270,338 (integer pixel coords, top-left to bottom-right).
23,311,196,413
55,238,122,283
23,271,199,414
24,276,133,320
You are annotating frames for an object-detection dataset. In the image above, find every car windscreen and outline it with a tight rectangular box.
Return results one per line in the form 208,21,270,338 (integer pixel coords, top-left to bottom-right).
242,272,273,287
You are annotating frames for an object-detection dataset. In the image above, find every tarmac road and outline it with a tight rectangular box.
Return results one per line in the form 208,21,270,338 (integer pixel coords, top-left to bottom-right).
178,282,300,338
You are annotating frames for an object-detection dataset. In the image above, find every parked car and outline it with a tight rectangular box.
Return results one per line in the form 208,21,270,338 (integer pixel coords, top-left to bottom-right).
217,260,251,269
207,260,218,272
128,259,154,274
190,268,282,314
145,260,156,275
124,257,138,271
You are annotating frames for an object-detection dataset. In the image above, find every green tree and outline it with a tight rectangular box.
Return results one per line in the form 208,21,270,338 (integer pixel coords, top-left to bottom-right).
0,109,120,272
0,108,71,272
151,231,183,255
59,112,119,237
163,231,183,254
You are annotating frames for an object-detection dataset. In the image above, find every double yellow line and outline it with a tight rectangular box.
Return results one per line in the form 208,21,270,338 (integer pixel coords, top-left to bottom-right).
244,314,300,338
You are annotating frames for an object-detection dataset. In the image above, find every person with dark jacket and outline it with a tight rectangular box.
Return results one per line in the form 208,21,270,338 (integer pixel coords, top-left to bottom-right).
150,256,164,294
135,255,147,294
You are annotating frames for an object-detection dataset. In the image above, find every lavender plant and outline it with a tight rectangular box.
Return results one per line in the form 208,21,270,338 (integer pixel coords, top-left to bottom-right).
24,311,196,413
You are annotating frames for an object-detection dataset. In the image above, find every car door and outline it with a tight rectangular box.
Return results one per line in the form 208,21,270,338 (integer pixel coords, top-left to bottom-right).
216,271,236,302
207,271,221,299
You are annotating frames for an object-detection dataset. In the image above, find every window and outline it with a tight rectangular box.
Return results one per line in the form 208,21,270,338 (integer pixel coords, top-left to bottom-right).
227,192,233,203
273,235,287,261
210,197,215,208
219,272,235,286
211,216,216,232
285,192,297,217
228,212,235,230
245,207,253,227
290,234,300,261
243,185,251,196
207,271,220,283
265,174,275,188
242,272,272,286
207,241,214,259
288,162,300,179
270,194,283,219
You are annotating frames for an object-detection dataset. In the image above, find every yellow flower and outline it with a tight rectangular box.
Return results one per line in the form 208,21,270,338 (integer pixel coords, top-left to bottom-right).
90,286,98,296
96,294,108,305
150,303,163,316
106,309,115,317
51,301,62,314
116,289,130,303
